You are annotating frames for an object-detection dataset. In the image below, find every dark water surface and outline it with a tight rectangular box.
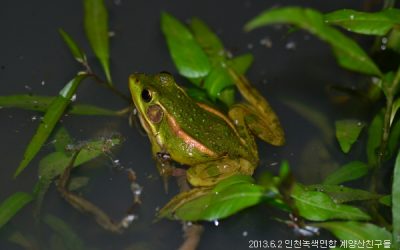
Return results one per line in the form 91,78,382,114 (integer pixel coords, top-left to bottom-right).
0,0,387,249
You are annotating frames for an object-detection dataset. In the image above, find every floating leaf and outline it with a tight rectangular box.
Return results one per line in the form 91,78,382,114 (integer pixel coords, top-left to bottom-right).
335,119,365,153
161,12,210,79
44,214,85,250
0,192,33,230
14,75,86,177
84,0,111,83
59,29,86,63
245,7,382,76
291,184,370,221
315,221,392,242
159,175,265,221
305,184,380,203
323,161,369,185
0,94,118,116
393,150,400,247
324,8,400,36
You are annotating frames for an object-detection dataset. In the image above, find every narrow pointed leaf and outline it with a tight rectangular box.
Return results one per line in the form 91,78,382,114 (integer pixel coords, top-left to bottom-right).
14,75,86,177
292,184,370,221
324,9,400,36
0,94,118,116
323,161,369,185
245,7,382,76
59,29,86,63
335,119,365,153
161,12,210,79
315,221,392,241
0,192,33,230
84,0,111,83
305,184,380,203
367,111,383,165
393,150,400,247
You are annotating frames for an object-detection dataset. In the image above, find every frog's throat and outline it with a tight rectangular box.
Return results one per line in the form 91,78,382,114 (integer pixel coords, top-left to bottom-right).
166,114,217,157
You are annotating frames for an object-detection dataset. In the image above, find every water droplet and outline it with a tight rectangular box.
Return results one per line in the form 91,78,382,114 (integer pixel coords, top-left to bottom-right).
247,43,253,49
381,45,386,51
24,85,31,90
41,80,45,86
213,220,219,226
381,37,388,44
108,31,116,37
242,231,248,237
260,37,272,48
285,41,296,50
71,94,77,102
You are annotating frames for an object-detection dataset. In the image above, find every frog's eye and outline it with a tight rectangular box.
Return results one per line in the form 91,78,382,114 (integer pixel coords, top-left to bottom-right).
141,89,152,102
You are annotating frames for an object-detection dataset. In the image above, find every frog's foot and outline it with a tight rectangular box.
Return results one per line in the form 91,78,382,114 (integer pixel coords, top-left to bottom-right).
157,187,213,219
57,162,140,233
186,158,254,187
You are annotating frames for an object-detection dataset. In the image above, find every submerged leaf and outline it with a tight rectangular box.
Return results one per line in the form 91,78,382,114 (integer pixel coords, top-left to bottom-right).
0,94,118,116
84,0,111,83
305,184,380,203
53,127,73,152
391,97,400,125
245,7,382,76
323,161,369,185
44,214,85,250
59,29,86,63
393,150,400,247
367,111,384,165
159,175,265,221
0,192,33,230
335,119,365,153
14,75,86,177
388,28,400,53
161,12,210,79
315,221,392,242
324,8,400,36
292,184,370,221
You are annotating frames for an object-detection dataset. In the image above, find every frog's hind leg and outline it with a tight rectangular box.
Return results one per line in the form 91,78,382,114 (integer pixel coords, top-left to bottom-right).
228,69,285,146
186,158,254,187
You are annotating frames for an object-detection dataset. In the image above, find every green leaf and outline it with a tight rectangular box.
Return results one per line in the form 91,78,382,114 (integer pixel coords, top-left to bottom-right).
34,137,121,215
44,214,85,250
324,8,400,36
305,184,381,203
388,119,400,159
160,175,265,221
388,28,400,53
218,87,235,107
315,221,392,241
379,195,391,207
335,119,365,153
53,127,73,152
0,192,33,230
323,161,369,185
14,75,86,177
84,0,111,83
291,184,370,221
393,150,400,248
0,94,118,116
245,7,382,76
59,29,86,63
68,177,90,191
391,97,400,125
367,111,384,165
161,12,210,79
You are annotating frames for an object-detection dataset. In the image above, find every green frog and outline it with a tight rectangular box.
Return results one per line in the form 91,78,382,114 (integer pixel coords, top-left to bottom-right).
129,71,285,213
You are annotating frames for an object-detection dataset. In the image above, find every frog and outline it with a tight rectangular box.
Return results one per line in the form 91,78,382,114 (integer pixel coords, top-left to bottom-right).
129,70,285,213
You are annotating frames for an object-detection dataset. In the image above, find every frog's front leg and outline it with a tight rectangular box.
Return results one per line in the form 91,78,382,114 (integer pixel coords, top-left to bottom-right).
57,156,138,233
186,158,254,187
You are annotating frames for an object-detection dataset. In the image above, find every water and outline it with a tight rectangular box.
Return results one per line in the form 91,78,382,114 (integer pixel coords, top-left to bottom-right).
0,0,389,249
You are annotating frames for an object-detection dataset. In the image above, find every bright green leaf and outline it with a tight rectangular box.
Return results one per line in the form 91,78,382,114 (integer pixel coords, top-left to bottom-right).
245,7,382,76
0,192,33,230
315,221,392,242
324,8,400,36
0,94,118,116
323,161,369,185
59,29,86,63
159,175,265,221
161,12,210,79
84,0,111,83
44,214,85,250
14,75,86,177
218,88,235,107
335,119,365,153
305,184,381,203
393,150,400,247
292,184,370,221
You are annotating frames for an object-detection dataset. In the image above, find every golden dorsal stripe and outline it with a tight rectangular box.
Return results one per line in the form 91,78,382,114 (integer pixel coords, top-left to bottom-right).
166,114,216,157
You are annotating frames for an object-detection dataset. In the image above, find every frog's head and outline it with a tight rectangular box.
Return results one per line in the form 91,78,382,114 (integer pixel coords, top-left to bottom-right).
129,72,183,137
